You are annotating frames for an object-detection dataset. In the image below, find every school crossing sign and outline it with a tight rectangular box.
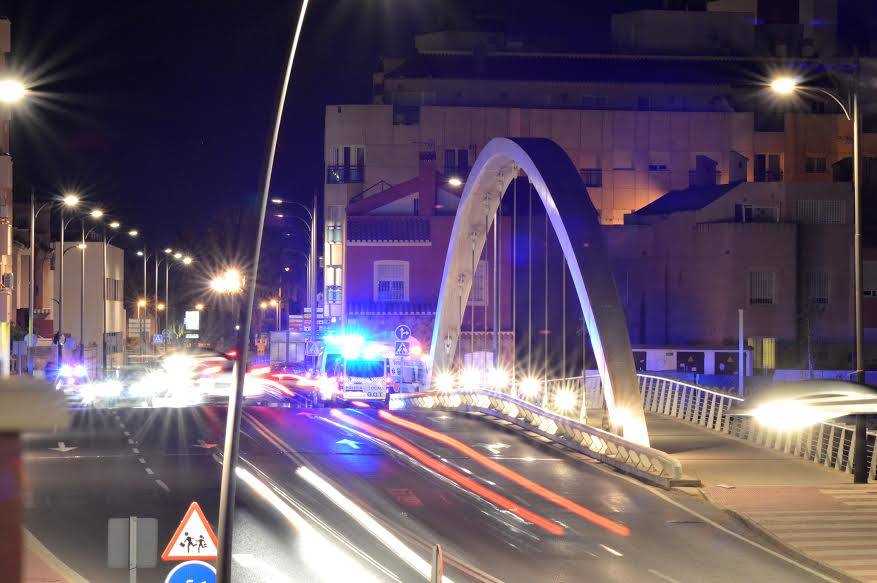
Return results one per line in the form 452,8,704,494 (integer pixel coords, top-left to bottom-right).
161,502,218,561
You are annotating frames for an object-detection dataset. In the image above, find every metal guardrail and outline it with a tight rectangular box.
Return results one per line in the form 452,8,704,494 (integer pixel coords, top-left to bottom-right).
394,388,684,487
637,373,877,481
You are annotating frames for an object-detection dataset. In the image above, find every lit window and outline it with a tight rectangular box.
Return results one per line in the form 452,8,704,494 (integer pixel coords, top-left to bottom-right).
374,261,409,302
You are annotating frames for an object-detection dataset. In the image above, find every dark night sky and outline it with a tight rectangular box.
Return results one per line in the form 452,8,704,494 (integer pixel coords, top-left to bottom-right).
0,0,623,253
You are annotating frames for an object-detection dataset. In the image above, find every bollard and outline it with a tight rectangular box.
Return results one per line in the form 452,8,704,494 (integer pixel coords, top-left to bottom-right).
0,377,69,582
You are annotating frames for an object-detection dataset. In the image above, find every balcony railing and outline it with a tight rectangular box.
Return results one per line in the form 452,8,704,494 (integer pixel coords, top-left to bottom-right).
754,170,784,183
326,165,364,184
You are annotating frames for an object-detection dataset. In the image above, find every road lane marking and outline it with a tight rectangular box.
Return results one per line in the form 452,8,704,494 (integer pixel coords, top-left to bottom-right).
138,457,146,464
132,448,140,454
24,529,89,583
119,422,125,428
155,479,170,493
145,467,154,475
127,438,135,444
123,431,130,437
648,569,682,583
600,544,623,557
586,460,840,582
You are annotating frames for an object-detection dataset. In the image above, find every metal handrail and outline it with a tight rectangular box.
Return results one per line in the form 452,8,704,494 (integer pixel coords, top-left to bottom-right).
395,387,684,486
637,373,744,401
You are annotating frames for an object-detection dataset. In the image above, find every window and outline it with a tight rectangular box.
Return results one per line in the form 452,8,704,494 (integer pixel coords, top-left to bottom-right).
749,270,776,305
805,156,827,174
735,204,779,223
864,261,877,297
795,199,845,224
580,168,603,187
754,109,785,132
807,271,830,304
468,260,488,307
104,332,122,354
754,154,783,182
374,261,408,302
648,163,668,172
327,145,365,184
105,278,122,301
326,205,344,243
444,148,469,175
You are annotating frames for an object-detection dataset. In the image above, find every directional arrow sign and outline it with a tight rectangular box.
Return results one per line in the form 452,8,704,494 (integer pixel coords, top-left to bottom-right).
336,439,361,450
49,442,77,453
477,443,510,456
193,439,217,449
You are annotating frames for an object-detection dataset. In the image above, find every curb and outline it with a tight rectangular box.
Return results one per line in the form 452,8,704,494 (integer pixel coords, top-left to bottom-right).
698,489,858,583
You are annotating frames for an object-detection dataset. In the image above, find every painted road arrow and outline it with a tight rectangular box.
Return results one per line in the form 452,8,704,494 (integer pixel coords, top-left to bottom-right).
336,439,361,450
477,442,510,456
49,442,78,453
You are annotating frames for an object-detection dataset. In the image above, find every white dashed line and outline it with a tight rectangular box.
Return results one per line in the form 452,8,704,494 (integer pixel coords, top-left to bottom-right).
600,544,623,557
119,423,125,429
145,467,154,475
127,439,135,445
138,458,146,464
132,448,140,454
648,569,682,583
154,479,170,493
123,431,130,437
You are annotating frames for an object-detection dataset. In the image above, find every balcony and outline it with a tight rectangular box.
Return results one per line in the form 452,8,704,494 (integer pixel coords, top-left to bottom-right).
326,165,364,184
754,170,784,183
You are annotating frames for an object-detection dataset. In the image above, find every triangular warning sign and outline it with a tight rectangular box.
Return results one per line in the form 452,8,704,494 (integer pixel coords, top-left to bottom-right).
161,502,219,561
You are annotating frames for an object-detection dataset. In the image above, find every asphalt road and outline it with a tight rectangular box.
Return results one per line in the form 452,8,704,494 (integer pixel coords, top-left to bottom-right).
22,403,841,583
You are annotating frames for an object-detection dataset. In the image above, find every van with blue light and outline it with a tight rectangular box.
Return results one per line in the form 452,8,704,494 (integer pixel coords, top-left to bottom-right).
313,334,394,407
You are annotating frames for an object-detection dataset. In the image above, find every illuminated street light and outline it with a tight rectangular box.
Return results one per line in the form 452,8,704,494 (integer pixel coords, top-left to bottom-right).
182,256,193,265
173,252,182,259
275,213,284,218
554,389,577,413
448,176,463,187
486,368,510,390
210,268,244,294
0,79,26,104
156,303,166,311
89,209,104,219
164,248,173,254
128,229,139,237
76,243,86,250
283,266,291,272
109,221,120,229
137,298,147,308
195,303,205,311
268,298,278,308
259,301,268,310
519,377,541,399
271,198,283,204
62,194,80,207
769,76,798,95
136,250,144,257
435,371,455,392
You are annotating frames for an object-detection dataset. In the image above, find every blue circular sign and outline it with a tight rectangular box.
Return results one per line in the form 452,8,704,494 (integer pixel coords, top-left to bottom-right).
165,560,216,583
395,324,411,341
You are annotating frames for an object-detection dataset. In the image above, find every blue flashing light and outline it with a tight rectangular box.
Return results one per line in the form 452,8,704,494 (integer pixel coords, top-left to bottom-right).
325,334,366,360
59,364,74,378
73,364,87,377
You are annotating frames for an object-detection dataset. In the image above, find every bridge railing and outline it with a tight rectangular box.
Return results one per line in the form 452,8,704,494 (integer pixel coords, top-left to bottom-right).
637,373,877,481
394,387,684,487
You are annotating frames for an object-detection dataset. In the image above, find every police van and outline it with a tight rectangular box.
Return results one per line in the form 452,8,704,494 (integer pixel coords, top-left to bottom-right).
313,335,393,407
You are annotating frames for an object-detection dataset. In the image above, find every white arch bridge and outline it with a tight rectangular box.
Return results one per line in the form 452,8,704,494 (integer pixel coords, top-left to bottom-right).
428,137,650,446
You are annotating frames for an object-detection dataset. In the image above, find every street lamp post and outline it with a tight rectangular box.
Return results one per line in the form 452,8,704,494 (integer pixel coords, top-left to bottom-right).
216,1,310,578
771,75,867,483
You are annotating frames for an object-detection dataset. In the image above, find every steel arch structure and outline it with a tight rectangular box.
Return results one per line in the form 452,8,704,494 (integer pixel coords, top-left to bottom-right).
429,137,650,445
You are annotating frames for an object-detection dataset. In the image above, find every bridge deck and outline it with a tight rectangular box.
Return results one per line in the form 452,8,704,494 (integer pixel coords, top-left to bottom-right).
646,414,851,486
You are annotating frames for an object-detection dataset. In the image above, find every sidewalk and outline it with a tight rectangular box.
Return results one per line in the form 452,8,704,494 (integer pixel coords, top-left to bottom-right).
23,529,87,583
648,415,877,583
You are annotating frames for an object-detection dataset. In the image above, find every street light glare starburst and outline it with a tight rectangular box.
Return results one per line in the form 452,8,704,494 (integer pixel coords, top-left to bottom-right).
770,77,798,95
0,79,26,104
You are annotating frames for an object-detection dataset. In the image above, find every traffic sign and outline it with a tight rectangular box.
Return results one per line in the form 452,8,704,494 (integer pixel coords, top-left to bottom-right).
394,341,410,357
305,341,323,356
164,560,216,583
161,502,218,561
153,334,164,345
395,324,412,341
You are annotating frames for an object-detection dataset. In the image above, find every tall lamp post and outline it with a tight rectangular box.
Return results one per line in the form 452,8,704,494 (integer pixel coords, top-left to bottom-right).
56,194,81,363
160,250,192,342
771,75,867,483
102,221,137,373
216,1,310,578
